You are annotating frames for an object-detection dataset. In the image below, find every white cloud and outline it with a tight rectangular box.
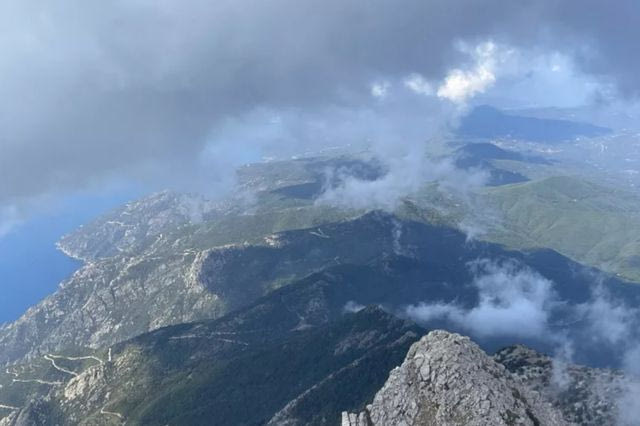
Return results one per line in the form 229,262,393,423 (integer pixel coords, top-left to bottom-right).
371,81,391,98
343,301,366,313
0,205,22,238
405,259,557,339
577,286,634,345
550,340,575,390
405,256,640,419
623,344,640,376
617,380,640,426
464,260,555,338
316,153,487,212
437,41,506,104
404,73,434,95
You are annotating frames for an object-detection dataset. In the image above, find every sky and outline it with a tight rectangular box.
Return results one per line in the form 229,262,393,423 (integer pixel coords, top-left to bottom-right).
2,0,640,232
2,3,640,316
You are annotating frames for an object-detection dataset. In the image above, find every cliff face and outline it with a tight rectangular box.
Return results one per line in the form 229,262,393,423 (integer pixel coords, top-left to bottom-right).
343,330,569,426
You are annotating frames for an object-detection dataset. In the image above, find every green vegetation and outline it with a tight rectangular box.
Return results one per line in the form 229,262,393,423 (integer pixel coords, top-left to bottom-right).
128,308,418,425
485,175,640,282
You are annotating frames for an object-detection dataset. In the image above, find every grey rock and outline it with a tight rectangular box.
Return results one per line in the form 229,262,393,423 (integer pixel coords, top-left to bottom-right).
345,330,570,426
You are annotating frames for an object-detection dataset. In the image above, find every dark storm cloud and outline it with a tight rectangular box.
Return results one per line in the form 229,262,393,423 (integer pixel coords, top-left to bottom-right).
544,0,640,96
1,0,640,206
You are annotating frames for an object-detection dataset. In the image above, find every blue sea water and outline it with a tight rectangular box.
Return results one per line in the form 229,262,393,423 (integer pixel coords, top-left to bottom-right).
0,190,140,324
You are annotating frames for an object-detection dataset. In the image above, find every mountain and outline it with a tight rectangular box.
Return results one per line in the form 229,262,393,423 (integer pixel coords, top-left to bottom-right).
455,142,551,166
4,204,639,367
458,105,611,143
3,221,640,423
0,209,411,364
4,286,637,425
343,330,568,425
0,156,386,364
2,153,640,425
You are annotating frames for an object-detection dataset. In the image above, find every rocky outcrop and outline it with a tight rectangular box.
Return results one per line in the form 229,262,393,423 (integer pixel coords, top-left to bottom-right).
494,345,637,426
344,330,569,426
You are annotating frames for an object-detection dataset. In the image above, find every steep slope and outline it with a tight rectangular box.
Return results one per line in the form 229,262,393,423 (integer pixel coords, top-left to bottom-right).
343,330,568,426
5,321,636,426
130,307,418,426
4,199,640,366
4,245,640,424
2,306,421,426
0,155,390,365
0,255,431,422
342,331,640,426
0,210,421,364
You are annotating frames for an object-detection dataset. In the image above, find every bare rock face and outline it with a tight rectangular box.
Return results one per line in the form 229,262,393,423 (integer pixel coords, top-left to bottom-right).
344,330,569,426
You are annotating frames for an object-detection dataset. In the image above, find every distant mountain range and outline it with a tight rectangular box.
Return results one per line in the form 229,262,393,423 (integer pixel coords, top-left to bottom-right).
458,105,611,143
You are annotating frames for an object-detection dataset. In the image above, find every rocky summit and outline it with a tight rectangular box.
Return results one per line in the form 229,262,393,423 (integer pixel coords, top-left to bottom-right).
343,330,568,426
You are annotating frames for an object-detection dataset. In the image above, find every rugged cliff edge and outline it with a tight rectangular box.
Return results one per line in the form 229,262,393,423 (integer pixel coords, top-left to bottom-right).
343,330,569,426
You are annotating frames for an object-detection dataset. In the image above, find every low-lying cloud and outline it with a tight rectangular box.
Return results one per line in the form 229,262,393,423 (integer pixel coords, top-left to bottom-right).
406,259,557,339
316,154,487,212
405,260,640,360
404,257,640,424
